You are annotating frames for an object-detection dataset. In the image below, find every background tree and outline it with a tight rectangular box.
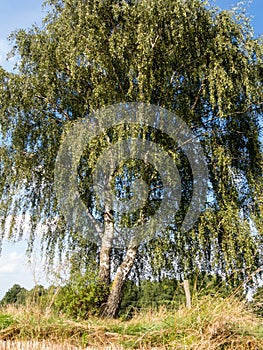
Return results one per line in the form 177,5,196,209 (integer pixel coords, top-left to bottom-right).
0,0,262,317
0,284,27,306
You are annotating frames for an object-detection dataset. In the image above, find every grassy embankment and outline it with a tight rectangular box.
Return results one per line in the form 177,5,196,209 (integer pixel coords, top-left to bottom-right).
0,295,263,349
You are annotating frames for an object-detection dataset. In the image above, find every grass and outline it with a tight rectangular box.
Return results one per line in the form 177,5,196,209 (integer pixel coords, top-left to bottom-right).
0,295,262,349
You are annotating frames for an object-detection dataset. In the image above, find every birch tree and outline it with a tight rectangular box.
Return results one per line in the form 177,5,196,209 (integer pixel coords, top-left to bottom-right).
0,0,263,317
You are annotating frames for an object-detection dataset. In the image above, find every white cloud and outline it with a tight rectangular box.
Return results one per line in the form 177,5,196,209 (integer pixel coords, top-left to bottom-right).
0,251,24,274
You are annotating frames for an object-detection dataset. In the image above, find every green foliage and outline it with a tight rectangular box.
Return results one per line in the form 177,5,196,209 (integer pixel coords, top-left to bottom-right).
54,272,109,318
27,285,48,302
0,284,54,312
137,278,184,309
0,284,27,306
0,0,262,292
190,272,236,299
251,285,263,317
119,272,235,317
0,314,15,329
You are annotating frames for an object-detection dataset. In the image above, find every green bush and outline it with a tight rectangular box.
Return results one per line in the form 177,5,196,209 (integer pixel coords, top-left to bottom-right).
54,272,109,318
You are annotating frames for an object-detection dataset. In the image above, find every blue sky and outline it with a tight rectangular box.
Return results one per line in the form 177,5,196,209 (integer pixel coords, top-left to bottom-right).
0,0,45,71
0,0,262,299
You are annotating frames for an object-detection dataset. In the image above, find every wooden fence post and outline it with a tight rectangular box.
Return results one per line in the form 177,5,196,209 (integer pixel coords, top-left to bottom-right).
183,279,191,309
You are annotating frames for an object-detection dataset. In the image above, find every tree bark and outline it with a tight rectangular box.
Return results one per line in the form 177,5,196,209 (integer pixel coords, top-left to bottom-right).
99,243,111,285
99,211,114,285
102,239,138,318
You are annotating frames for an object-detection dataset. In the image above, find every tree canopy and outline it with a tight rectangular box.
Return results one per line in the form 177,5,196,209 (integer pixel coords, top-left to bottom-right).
0,0,263,316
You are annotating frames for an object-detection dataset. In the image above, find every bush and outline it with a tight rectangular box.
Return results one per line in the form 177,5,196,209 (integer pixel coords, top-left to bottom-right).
54,272,109,318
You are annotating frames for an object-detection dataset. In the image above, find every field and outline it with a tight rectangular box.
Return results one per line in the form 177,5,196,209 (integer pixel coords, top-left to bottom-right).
0,295,263,349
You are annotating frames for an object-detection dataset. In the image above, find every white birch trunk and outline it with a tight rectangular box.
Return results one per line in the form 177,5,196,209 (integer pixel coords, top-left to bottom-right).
102,239,138,317
99,210,114,285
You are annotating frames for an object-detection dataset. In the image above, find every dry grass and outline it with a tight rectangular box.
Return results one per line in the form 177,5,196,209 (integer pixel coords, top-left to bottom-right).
174,296,263,349
0,341,130,349
0,340,84,349
0,296,262,349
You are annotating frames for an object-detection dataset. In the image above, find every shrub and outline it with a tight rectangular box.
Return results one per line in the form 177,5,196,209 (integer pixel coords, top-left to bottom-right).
54,272,109,318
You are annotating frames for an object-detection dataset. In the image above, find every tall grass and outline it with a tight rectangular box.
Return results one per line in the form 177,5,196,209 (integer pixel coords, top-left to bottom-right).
0,295,262,349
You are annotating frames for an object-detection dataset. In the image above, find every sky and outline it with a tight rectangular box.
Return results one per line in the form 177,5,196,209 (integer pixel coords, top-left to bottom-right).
0,0,263,300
